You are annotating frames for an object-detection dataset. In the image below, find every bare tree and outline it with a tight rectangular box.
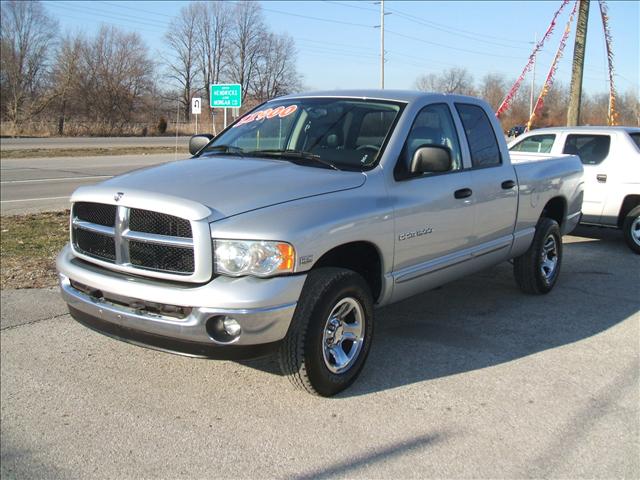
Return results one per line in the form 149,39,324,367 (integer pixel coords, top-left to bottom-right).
165,3,200,120
51,33,84,134
195,1,231,108
77,26,153,129
225,1,265,104
0,0,58,124
415,67,475,95
252,33,301,102
479,73,507,111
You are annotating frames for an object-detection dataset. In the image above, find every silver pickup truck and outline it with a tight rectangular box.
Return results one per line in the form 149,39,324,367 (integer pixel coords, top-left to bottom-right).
57,90,584,396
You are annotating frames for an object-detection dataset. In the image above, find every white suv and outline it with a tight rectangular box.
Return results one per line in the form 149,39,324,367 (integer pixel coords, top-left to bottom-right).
510,126,640,253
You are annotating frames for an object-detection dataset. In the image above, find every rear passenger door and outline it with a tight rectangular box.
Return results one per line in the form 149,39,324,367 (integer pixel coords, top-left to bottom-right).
455,103,518,256
562,134,612,223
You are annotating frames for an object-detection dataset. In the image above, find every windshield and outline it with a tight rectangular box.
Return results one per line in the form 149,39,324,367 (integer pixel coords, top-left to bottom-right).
200,98,404,171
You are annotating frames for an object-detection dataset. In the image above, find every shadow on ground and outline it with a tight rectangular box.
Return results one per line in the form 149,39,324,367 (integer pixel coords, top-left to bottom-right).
242,231,639,397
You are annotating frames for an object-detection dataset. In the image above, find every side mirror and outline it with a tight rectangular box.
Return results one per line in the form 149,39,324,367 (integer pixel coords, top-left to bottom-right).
410,145,452,174
189,134,214,155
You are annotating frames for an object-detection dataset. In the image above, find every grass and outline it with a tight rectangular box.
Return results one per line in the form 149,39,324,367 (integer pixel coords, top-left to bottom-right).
1,146,187,159
1,211,69,289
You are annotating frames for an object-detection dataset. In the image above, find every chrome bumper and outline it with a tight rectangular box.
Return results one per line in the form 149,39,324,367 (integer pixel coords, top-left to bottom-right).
57,245,306,353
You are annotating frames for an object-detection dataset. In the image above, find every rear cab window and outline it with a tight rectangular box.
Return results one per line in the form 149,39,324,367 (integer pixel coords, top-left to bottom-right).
510,134,556,153
562,134,611,165
629,132,640,151
455,103,501,168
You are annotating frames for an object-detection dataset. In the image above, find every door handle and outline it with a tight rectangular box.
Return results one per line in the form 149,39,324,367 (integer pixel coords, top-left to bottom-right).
501,180,516,189
597,174,607,183
454,188,473,199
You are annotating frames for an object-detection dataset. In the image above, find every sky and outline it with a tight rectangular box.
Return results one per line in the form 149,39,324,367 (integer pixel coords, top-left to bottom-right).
41,0,639,96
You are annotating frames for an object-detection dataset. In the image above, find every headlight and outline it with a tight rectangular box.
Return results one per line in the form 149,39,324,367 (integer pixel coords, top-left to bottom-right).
214,239,295,277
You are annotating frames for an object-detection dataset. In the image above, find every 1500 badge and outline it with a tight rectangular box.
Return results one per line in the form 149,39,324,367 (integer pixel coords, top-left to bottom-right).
398,227,433,241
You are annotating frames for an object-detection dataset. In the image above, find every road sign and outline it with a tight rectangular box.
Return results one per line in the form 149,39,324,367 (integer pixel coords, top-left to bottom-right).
191,97,202,115
210,84,242,108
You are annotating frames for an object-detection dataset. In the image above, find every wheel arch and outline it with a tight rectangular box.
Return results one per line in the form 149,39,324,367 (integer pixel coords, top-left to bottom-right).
541,196,567,228
617,195,640,228
310,241,384,302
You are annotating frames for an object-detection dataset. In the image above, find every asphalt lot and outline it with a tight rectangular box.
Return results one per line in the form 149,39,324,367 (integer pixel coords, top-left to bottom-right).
1,153,179,215
0,136,190,150
1,227,638,478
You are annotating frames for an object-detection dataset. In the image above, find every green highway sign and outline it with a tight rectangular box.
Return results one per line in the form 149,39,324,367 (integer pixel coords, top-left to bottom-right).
210,83,242,108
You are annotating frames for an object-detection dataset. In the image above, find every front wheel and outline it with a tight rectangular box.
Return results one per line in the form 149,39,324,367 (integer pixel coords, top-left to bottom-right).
278,268,374,396
622,206,640,254
514,217,563,294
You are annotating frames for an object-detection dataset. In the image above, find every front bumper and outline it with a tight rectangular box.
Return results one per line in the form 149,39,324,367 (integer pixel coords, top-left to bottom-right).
57,244,306,358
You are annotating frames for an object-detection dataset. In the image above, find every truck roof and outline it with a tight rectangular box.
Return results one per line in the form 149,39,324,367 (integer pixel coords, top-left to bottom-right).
277,89,479,104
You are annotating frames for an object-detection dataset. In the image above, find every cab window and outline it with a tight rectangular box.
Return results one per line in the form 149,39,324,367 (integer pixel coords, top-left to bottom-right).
396,103,463,179
510,134,556,153
455,103,501,168
562,134,611,165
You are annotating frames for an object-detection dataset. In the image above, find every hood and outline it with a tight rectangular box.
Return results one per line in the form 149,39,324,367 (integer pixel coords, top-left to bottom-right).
76,156,366,221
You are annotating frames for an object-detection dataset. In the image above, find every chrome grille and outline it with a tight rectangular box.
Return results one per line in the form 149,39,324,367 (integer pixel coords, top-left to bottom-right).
71,203,197,276
73,228,116,262
74,202,116,227
129,241,195,273
130,209,192,238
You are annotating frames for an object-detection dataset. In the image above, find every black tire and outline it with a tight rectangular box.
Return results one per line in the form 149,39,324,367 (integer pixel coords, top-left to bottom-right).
514,217,563,294
622,206,640,254
278,267,374,397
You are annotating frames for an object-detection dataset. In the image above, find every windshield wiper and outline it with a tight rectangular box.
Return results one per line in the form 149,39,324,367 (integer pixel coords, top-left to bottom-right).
250,149,339,170
203,144,245,156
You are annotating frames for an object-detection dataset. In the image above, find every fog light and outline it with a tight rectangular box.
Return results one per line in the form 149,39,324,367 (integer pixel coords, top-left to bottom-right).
223,317,242,336
205,315,242,344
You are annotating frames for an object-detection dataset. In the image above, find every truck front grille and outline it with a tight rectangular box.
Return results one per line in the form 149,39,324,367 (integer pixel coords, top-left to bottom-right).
129,241,195,274
73,228,116,262
129,209,192,238
71,202,197,276
74,202,116,227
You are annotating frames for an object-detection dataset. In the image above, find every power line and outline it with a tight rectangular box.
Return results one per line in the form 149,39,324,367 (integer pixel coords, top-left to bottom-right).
385,29,528,60
386,5,534,45
259,6,374,28
49,1,170,30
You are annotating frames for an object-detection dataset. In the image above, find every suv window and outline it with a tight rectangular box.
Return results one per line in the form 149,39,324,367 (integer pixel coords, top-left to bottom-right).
397,103,463,178
629,132,640,150
455,103,501,168
510,134,556,153
562,134,611,165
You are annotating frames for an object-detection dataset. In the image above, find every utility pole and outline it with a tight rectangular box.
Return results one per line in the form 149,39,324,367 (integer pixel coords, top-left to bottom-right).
380,0,385,89
567,0,590,126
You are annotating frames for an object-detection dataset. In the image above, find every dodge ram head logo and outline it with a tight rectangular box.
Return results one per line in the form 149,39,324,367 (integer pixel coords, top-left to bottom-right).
114,192,124,202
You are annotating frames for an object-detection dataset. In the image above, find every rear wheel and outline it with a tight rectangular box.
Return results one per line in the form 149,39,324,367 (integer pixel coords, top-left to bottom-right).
278,268,374,397
514,217,562,294
622,206,640,254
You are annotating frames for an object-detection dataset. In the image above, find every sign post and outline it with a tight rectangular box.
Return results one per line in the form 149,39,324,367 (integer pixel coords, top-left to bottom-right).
210,84,242,129
191,97,202,134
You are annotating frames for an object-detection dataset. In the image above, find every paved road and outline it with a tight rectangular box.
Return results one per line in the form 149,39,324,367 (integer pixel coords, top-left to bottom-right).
1,153,179,215
1,227,638,478
0,136,190,150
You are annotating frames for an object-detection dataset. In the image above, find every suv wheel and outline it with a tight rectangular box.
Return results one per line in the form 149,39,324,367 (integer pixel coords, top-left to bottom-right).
622,206,640,254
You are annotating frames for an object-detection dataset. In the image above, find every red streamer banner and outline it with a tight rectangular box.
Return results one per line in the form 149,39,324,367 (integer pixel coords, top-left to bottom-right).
526,1,578,130
598,0,619,126
495,0,570,118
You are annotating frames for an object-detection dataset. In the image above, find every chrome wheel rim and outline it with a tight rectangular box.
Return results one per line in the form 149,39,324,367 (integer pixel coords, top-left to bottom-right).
322,297,365,374
540,234,559,281
631,217,640,247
